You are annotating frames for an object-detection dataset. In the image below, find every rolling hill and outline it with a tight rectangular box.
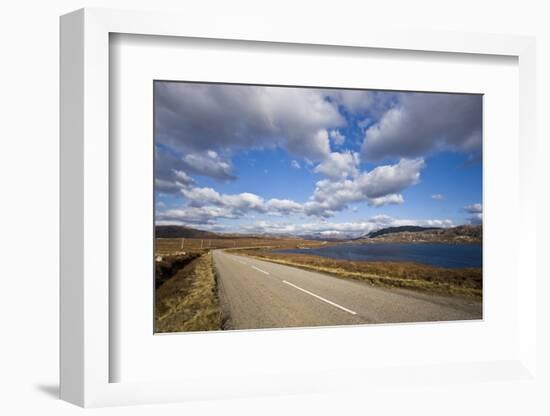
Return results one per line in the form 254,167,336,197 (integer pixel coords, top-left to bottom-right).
155,225,219,239
360,224,482,244
367,226,441,238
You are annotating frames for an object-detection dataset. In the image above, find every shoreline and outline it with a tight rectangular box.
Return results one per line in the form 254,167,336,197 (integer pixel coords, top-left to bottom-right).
233,248,482,299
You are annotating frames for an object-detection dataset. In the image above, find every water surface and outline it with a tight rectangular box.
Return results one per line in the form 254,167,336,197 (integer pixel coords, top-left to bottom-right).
276,243,482,269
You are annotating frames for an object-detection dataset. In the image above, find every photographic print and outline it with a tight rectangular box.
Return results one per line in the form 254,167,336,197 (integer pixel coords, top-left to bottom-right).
154,82,482,333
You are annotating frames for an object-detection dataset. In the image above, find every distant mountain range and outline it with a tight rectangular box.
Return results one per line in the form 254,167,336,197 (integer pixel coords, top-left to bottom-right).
156,224,482,244
360,224,482,244
366,226,441,239
155,225,299,240
296,232,353,241
155,225,219,239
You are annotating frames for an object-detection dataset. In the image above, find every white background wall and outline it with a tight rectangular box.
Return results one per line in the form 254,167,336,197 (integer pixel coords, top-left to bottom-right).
0,0,548,414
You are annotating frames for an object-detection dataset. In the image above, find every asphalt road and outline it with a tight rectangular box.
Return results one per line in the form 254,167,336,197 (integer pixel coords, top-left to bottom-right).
213,250,482,330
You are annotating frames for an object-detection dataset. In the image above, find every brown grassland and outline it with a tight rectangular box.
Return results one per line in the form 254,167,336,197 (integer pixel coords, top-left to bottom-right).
155,251,222,332
155,236,324,253
234,248,482,299
155,252,202,289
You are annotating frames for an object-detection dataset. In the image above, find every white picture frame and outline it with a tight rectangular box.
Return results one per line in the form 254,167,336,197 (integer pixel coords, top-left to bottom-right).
60,8,538,407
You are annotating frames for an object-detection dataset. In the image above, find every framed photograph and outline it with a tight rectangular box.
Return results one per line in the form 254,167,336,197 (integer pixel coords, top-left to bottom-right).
152,81,483,334
60,8,538,407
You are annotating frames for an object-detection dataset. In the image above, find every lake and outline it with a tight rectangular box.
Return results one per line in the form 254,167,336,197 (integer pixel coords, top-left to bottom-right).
276,243,482,269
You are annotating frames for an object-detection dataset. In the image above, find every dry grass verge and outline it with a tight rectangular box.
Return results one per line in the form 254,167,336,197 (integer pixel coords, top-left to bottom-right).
238,250,482,299
155,252,222,333
155,252,202,289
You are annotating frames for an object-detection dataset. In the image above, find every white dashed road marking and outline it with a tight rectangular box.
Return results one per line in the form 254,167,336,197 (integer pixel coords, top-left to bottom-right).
251,266,270,275
282,280,357,315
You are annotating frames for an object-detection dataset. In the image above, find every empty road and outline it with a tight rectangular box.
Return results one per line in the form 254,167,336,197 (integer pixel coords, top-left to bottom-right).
213,250,482,330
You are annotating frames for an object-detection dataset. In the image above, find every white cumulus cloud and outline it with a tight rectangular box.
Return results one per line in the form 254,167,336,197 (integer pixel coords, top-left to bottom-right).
155,82,346,164
362,93,482,161
464,203,482,214
305,158,425,217
238,215,454,239
167,158,425,221
329,130,345,146
464,203,483,224
314,151,359,180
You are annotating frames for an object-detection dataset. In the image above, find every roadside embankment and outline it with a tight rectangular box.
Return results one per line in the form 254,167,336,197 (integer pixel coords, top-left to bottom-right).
155,252,222,333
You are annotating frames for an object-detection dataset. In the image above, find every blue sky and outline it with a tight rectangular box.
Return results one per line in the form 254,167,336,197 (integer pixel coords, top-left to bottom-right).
154,82,482,238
